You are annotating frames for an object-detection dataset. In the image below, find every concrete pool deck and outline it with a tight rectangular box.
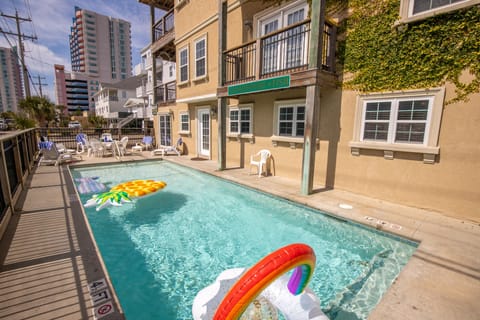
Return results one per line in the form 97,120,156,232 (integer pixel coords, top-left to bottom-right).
0,152,479,319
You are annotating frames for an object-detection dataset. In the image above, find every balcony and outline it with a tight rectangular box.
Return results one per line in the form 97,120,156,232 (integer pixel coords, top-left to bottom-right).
155,81,176,105
220,20,336,96
146,82,154,94
136,85,147,98
151,8,175,61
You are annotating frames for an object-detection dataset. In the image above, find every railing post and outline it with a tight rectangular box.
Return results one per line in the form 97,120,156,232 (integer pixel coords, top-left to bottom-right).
255,39,262,80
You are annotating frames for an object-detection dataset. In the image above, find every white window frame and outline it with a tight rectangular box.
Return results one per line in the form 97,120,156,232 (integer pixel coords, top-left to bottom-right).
255,0,309,74
360,97,432,144
228,104,253,138
397,0,480,25
254,0,308,37
349,88,445,163
274,100,305,137
270,99,308,148
194,35,207,80
179,111,190,134
179,45,189,84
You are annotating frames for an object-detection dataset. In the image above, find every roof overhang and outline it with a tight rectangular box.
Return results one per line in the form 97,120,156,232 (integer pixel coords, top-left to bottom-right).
138,0,174,11
123,98,145,108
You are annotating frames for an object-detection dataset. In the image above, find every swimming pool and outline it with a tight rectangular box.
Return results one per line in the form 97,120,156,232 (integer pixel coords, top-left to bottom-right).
71,161,417,320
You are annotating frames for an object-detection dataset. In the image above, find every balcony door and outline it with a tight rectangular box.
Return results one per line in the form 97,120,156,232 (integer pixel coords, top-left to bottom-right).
158,114,172,147
197,108,210,158
259,1,308,75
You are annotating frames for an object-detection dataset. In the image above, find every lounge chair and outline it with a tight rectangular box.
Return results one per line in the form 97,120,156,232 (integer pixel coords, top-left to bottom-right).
76,133,88,153
133,136,153,152
250,149,271,177
38,141,81,166
151,137,182,156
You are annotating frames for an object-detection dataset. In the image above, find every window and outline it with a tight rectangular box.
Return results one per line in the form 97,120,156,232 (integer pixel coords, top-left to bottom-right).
278,104,305,137
412,0,465,14
349,88,445,163
229,104,252,135
362,99,430,144
398,0,479,23
179,46,189,83
257,1,309,74
194,37,206,79
179,112,190,133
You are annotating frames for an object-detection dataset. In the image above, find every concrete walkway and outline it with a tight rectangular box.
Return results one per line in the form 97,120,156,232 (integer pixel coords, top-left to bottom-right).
1,152,479,319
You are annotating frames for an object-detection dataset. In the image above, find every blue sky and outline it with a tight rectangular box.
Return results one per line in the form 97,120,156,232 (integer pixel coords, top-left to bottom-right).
0,0,157,103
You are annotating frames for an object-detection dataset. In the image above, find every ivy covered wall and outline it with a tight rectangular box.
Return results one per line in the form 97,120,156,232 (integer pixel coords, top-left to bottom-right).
336,0,480,103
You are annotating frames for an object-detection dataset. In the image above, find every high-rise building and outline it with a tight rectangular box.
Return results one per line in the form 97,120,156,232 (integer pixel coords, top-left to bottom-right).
54,64,90,112
0,46,23,113
69,6,132,83
59,6,132,112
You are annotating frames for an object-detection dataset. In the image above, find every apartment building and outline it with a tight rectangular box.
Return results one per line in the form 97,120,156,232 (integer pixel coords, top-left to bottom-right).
54,64,90,112
66,6,132,112
141,0,480,222
133,46,176,121
0,46,23,113
93,76,142,122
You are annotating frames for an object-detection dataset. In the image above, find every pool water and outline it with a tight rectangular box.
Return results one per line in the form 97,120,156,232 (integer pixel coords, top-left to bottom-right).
71,161,417,320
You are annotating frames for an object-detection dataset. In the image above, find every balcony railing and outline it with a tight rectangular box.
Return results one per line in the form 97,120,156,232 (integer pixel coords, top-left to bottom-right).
136,85,147,98
154,8,174,42
224,20,335,86
155,81,176,104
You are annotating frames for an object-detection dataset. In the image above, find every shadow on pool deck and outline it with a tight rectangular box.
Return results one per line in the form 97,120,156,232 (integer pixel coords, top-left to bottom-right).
0,152,479,319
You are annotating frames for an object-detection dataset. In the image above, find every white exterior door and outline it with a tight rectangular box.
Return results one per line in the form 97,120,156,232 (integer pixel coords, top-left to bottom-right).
197,108,210,157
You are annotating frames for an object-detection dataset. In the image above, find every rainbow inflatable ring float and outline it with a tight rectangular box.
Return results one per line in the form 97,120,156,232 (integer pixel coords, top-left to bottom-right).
214,243,316,320
84,179,166,211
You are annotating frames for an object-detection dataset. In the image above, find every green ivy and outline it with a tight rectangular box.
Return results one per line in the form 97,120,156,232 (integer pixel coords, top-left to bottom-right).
337,0,480,103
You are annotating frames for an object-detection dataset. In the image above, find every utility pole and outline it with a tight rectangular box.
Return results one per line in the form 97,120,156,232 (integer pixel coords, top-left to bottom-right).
33,75,47,97
0,11,37,98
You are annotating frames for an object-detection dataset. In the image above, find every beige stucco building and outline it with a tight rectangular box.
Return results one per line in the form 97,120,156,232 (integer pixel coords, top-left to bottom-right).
139,0,480,223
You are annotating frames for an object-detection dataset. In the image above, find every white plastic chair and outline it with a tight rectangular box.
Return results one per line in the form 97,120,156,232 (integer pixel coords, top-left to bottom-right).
115,136,129,157
88,138,105,157
100,133,113,142
250,149,271,177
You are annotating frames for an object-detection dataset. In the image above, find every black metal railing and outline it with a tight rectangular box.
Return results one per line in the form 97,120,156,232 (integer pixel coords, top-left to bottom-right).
261,20,311,78
225,41,256,85
155,81,176,104
154,9,174,42
224,20,335,85
0,129,38,226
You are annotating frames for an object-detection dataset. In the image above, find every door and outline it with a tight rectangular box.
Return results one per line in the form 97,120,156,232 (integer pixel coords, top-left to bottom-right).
197,108,210,157
158,114,172,146
284,6,307,68
260,16,280,75
259,2,308,74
